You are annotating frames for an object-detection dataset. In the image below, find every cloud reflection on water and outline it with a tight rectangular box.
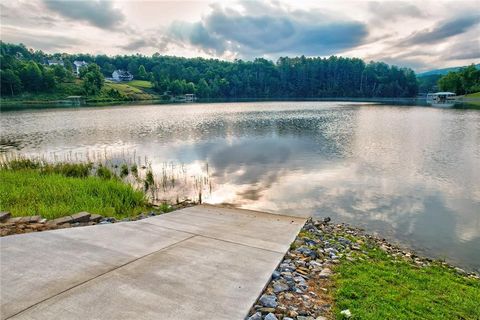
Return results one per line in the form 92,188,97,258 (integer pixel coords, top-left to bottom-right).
1,102,479,271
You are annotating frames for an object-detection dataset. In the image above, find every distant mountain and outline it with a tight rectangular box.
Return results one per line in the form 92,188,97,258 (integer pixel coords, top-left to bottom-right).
417,64,480,77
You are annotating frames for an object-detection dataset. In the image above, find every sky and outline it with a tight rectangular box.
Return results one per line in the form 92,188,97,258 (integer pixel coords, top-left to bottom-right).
1,0,479,72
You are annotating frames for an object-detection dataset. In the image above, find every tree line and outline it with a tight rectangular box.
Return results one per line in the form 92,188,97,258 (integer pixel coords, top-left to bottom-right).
1,42,418,98
437,65,480,95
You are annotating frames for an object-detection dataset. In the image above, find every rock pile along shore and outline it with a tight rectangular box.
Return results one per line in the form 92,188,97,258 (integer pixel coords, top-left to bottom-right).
0,210,163,237
247,218,478,320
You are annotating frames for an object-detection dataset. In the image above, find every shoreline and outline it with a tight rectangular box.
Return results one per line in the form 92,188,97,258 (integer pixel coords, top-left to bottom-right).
2,201,479,319
248,218,479,320
2,96,479,112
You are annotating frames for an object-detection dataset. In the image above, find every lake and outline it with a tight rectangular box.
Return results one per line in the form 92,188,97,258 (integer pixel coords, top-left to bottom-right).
1,101,479,272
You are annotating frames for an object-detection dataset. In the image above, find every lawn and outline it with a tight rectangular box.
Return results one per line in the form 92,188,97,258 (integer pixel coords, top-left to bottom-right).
126,80,154,89
334,241,480,319
99,81,156,101
0,167,147,220
464,92,480,98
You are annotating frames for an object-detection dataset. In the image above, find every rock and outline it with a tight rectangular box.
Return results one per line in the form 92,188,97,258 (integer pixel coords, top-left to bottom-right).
319,268,332,279
70,212,91,223
259,294,278,308
28,215,41,223
273,281,289,293
316,317,327,320
52,216,74,225
455,267,467,275
100,217,116,224
340,309,352,318
264,313,278,320
272,270,281,279
247,312,262,320
283,318,294,320
287,310,298,317
297,316,314,320
0,212,11,222
89,214,103,223
284,292,294,300
259,307,276,313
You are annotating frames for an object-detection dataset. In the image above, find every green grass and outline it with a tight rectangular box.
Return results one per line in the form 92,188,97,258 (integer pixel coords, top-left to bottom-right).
1,79,158,106
0,80,84,104
464,92,480,98
0,168,147,220
126,80,153,89
95,81,156,101
334,242,480,319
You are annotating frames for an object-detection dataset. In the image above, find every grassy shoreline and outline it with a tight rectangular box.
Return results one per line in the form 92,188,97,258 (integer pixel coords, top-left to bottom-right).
249,219,480,320
0,159,148,219
332,228,480,319
0,80,161,106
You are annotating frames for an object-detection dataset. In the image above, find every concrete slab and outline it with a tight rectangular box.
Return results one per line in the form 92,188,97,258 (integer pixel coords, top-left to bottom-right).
11,236,284,320
1,205,306,320
145,205,305,253
0,222,192,319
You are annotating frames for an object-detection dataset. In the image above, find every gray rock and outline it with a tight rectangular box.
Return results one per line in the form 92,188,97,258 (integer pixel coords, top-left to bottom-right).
273,281,289,293
52,216,74,225
89,214,103,222
319,268,332,278
70,212,92,223
264,313,278,320
272,270,281,279
0,212,11,222
259,294,277,308
283,318,294,320
340,309,352,318
32,215,42,223
297,316,314,320
247,312,262,320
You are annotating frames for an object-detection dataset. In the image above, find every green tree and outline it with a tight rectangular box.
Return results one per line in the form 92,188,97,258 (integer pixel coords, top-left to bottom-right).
138,65,148,80
438,72,464,95
459,65,480,94
196,78,210,98
42,68,56,91
0,69,22,96
52,65,68,82
82,63,104,95
19,61,43,92
169,79,185,95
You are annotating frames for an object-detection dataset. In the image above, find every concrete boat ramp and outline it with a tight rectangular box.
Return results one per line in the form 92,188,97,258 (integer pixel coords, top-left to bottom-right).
0,205,306,319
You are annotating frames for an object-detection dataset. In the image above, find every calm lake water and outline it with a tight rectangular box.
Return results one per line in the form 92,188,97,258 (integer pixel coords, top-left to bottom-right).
1,101,479,271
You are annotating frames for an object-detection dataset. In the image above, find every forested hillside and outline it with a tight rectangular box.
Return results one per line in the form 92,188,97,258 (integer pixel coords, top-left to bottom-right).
1,42,418,99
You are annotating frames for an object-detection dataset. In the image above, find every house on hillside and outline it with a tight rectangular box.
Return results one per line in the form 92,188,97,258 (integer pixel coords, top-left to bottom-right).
47,59,64,66
112,70,133,82
73,61,88,76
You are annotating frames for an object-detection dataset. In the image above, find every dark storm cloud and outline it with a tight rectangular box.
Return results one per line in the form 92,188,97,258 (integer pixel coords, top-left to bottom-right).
403,14,480,46
166,2,368,56
43,0,125,29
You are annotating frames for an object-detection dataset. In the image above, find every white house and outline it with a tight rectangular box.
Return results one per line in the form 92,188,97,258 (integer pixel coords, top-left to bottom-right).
112,70,133,82
73,61,88,75
47,59,64,66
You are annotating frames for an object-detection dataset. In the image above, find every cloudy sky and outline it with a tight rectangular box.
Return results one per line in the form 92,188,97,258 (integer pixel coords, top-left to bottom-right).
1,0,479,71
